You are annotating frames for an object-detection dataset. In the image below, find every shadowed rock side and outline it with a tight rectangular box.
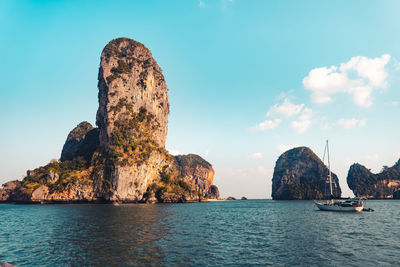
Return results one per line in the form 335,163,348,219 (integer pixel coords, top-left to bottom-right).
347,159,400,198
61,122,100,162
60,121,94,161
1,37,219,203
272,147,341,200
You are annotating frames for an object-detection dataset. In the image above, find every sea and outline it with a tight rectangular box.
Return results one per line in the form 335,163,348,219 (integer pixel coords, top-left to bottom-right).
0,200,399,266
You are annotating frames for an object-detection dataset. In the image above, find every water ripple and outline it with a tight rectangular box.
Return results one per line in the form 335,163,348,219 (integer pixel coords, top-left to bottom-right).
0,200,399,266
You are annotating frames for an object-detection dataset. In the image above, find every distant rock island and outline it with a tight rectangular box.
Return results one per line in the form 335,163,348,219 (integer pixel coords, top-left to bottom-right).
347,159,400,199
272,147,341,200
0,37,219,204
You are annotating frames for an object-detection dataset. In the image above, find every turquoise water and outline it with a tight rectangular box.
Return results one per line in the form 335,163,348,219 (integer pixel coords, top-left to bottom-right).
0,200,399,266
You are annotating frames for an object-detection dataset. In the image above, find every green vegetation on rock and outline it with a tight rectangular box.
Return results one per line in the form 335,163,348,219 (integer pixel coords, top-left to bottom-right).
106,59,132,83
108,105,162,167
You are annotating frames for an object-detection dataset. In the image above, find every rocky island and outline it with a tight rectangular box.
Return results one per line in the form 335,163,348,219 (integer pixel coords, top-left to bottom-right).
347,159,400,199
272,147,341,200
0,38,219,204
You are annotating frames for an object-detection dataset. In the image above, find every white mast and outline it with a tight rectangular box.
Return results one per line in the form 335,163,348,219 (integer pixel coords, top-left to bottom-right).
322,140,333,197
327,140,333,196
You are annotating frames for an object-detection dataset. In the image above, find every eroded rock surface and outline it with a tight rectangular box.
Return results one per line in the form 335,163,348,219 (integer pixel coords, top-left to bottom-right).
175,154,218,199
272,147,341,200
96,38,169,149
347,160,400,198
61,122,94,161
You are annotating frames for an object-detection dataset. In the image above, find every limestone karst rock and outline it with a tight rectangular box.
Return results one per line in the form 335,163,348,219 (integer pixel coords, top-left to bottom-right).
3,37,219,203
0,181,20,202
272,147,341,200
95,38,174,201
174,154,219,199
60,121,94,161
347,159,400,198
96,38,169,149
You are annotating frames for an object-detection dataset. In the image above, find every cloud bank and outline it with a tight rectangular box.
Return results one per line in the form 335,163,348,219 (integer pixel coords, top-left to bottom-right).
303,54,391,107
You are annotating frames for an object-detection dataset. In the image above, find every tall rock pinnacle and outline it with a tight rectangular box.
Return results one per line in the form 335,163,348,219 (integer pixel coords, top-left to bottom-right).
96,37,169,150
1,37,219,203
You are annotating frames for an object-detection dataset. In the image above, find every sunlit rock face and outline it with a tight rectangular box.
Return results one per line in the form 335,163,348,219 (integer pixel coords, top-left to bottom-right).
96,37,169,150
95,38,171,201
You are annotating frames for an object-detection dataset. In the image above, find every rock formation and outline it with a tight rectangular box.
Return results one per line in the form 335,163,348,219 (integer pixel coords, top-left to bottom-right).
174,154,218,199
347,159,400,198
0,181,20,202
60,121,94,161
2,37,219,203
272,147,341,200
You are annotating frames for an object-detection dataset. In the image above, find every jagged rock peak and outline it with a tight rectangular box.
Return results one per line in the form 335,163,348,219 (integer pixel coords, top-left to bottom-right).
66,121,93,141
96,37,169,150
60,121,94,161
347,159,400,198
272,146,341,200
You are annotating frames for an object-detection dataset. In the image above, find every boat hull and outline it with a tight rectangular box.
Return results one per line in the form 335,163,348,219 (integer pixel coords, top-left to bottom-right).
314,201,363,212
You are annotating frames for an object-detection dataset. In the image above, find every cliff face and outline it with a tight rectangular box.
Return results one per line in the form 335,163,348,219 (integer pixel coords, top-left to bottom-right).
272,147,341,200
96,38,169,149
0,181,20,202
174,154,219,199
347,160,400,198
95,38,171,201
2,37,219,203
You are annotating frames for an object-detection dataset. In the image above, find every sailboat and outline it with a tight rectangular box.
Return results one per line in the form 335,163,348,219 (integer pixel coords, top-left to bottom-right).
314,140,364,212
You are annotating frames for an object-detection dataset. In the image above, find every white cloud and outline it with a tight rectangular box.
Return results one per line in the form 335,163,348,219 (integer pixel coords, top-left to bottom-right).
249,119,281,132
340,55,390,87
168,149,182,155
321,118,366,130
199,1,205,7
277,90,295,100
267,98,304,118
336,118,366,129
248,152,263,159
303,54,391,107
392,101,398,106
249,97,309,133
277,144,300,154
291,107,313,133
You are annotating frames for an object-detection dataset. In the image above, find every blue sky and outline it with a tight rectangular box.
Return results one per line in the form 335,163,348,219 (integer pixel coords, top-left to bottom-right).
1,0,399,198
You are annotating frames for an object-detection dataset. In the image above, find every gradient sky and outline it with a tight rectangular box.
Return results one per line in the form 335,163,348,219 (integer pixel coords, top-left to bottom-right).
1,0,399,198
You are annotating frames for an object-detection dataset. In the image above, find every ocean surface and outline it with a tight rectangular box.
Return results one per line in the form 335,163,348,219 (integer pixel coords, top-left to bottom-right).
0,200,399,266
